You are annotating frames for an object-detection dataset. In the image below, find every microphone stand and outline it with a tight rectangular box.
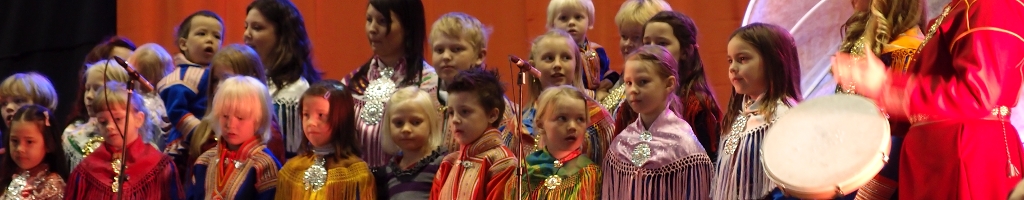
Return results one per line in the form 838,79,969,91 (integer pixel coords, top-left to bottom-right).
513,58,528,200
115,64,138,200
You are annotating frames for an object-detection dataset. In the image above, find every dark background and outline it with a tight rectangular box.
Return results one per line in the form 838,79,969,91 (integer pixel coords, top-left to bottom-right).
0,0,117,129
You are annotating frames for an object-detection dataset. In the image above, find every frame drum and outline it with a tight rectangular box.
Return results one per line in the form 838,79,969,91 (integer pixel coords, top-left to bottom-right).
762,94,891,199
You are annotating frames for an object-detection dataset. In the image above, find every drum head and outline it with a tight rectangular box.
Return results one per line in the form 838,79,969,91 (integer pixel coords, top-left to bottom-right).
762,94,890,198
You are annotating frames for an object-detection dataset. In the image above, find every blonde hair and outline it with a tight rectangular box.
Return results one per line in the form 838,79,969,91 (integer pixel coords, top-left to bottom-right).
0,72,58,110
380,86,443,155
527,29,586,106
88,81,155,143
128,43,173,93
546,0,596,29
534,85,592,148
429,12,492,53
208,76,274,144
840,0,922,55
614,0,671,29
626,45,684,119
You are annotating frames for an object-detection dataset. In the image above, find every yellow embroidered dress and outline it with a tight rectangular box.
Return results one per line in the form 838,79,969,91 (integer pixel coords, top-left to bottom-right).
276,150,376,199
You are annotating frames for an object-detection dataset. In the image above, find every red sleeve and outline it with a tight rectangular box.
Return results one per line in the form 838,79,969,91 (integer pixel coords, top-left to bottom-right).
485,156,517,200
429,161,452,200
878,0,1024,119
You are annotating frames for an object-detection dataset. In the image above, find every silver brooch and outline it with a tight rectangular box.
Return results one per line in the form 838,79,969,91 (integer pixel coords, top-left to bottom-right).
5,171,29,198
461,161,473,168
303,156,328,191
359,67,396,125
630,131,653,167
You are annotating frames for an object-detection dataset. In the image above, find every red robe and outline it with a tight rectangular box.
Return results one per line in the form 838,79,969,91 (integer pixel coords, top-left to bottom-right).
874,0,1024,199
430,129,517,200
65,139,183,199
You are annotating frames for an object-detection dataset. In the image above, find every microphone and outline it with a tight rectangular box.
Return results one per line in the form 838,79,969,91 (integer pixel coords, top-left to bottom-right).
111,56,155,91
508,55,542,77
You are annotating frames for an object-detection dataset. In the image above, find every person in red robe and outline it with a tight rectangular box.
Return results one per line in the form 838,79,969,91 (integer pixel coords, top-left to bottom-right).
833,0,1024,198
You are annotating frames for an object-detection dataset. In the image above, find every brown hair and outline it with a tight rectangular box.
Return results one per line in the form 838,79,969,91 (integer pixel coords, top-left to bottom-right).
208,44,267,103
246,0,321,89
84,36,137,65
175,10,223,54
129,43,174,93
624,45,684,119
722,23,802,134
445,67,507,128
297,80,358,161
839,0,922,54
0,105,69,188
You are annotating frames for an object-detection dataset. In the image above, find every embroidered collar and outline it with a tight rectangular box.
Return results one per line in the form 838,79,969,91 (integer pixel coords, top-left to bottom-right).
525,149,592,180
459,129,503,158
370,56,407,78
96,138,146,163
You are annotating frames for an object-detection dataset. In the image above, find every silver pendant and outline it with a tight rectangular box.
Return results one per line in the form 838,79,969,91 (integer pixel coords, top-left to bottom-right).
5,171,29,199
723,114,751,155
303,156,328,191
359,67,396,125
543,175,562,190
233,160,242,169
461,161,473,168
631,143,651,167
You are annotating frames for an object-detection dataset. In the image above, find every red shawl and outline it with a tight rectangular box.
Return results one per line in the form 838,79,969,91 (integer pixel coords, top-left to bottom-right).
65,138,183,199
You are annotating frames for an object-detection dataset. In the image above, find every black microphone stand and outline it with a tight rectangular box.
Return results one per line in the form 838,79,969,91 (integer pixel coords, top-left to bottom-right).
114,59,137,200
512,56,527,200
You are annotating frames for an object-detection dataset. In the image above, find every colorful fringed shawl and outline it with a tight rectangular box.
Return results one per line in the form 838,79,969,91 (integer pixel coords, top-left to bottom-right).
373,149,445,200
506,150,601,200
711,98,793,199
512,95,616,164
276,154,375,200
1,170,65,200
65,139,183,200
602,108,713,200
269,78,309,159
189,140,281,200
341,57,438,168
430,130,517,200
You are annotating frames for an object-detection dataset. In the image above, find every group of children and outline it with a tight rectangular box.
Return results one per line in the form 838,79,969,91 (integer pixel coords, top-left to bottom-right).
0,0,854,199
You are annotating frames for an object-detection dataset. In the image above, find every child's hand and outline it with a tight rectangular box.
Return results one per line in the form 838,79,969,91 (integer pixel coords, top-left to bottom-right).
599,79,613,90
173,53,194,66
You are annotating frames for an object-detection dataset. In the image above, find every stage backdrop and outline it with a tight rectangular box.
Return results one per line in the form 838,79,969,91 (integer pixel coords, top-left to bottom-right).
117,0,748,107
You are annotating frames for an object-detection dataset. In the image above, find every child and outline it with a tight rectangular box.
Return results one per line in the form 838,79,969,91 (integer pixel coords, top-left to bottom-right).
375,86,445,199
63,60,135,169
189,76,281,199
0,105,68,199
602,45,712,200
640,11,723,161
84,36,137,66
245,0,322,159
158,10,223,180
277,80,375,199
430,68,516,200
0,72,58,154
65,81,183,199
428,12,520,153
519,29,615,165
546,0,614,99
711,23,802,199
606,0,671,117
127,43,174,147
344,0,438,168
507,85,601,199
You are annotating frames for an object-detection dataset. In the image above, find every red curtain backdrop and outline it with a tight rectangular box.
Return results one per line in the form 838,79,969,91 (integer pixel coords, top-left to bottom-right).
117,0,747,106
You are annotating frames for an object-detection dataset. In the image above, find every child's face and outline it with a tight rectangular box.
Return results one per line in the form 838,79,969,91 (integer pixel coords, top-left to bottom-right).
301,97,333,148
209,64,236,95
365,6,405,57
618,23,644,56
9,121,46,171
432,35,484,84
447,92,499,145
178,16,223,66
727,37,767,98
551,7,590,44
533,37,578,89
539,97,586,154
244,9,278,60
0,97,32,127
624,60,676,116
95,106,144,150
643,22,683,62
218,102,259,146
83,70,106,114
387,101,432,153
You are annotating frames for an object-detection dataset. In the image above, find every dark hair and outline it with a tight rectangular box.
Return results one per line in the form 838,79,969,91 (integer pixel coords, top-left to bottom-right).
0,105,70,188
445,68,506,127
721,23,802,133
643,11,722,134
348,0,427,95
72,37,138,124
175,10,223,54
246,0,322,90
298,80,359,160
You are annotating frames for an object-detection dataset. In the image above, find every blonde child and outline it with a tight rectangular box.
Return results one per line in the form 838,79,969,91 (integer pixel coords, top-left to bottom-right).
375,86,444,199
506,85,601,199
712,23,803,199
428,12,520,153
602,45,712,200
158,10,224,169
0,105,67,199
0,72,58,155
127,43,174,147
188,76,280,199
519,29,615,165
605,0,671,117
430,68,516,200
65,81,183,199
546,0,613,99
277,80,375,199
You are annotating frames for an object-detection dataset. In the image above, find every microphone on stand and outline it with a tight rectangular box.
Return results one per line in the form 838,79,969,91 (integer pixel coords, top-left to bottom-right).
508,54,538,200
111,56,155,92
509,55,542,84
